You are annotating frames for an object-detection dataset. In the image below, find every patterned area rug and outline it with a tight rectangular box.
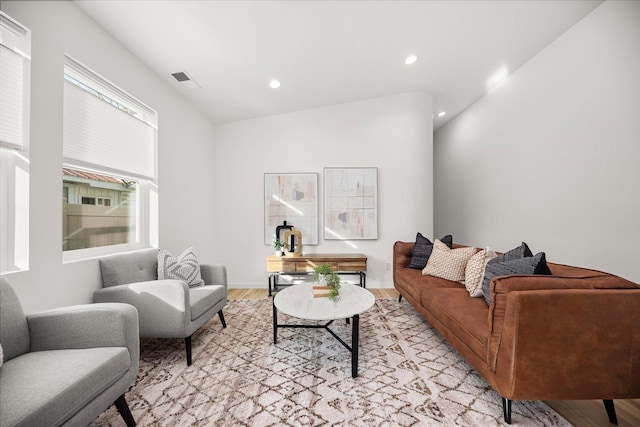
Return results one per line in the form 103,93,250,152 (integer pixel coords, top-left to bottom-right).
96,299,570,426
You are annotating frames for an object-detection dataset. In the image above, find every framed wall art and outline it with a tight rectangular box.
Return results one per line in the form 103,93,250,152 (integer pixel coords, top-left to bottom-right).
264,173,318,245
324,167,378,240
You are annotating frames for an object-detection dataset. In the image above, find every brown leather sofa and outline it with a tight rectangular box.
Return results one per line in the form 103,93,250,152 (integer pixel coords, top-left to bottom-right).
393,241,640,424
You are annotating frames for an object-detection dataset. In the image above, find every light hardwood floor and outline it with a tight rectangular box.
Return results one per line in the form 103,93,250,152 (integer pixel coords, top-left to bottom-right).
227,288,640,427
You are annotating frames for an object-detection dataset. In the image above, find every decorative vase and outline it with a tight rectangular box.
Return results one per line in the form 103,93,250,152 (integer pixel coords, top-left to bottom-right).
275,250,283,256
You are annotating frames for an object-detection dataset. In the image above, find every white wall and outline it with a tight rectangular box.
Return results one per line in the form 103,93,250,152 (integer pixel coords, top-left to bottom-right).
212,92,433,288
2,1,216,312
434,0,640,282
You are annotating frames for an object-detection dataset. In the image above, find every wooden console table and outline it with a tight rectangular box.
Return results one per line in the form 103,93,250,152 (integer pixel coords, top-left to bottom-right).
266,253,367,296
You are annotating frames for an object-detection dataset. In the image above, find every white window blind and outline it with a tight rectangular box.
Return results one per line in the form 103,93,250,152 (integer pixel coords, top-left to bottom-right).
63,56,157,180
0,12,31,150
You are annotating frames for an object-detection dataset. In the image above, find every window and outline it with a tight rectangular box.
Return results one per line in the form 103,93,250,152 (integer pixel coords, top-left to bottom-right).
62,56,158,259
0,11,31,273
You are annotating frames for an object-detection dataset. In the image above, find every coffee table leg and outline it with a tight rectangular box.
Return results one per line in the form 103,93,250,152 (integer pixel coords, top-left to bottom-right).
351,314,359,378
273,300,278,344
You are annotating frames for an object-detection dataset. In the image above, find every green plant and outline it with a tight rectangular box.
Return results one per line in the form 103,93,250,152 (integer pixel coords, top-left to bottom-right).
312,263,333,281
272,240,285,250
313,263,341,301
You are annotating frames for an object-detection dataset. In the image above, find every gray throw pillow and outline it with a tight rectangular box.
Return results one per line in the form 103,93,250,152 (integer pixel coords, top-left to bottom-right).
482,252,552,305
488,242,533,265
408,233,453,269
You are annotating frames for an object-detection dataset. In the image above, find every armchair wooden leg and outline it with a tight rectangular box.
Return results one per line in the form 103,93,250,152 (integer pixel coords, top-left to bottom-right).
398,294,403,303
218,310,227,328
185,335,192,366
603,400,618,424
114,394,136,427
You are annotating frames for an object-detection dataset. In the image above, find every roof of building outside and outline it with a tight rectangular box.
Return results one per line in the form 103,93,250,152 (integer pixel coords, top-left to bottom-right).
63,168,122,184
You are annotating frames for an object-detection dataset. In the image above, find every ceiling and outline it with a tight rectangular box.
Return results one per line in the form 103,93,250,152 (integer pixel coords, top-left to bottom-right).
75,0,603,130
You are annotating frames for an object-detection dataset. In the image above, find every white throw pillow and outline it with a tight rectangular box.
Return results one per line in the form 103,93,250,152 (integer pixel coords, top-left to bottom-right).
158,247,205,288
464,248,497,297
423,240,477,283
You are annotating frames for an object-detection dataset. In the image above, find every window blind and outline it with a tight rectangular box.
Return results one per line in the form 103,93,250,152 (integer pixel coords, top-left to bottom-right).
63,56,157,180
0,12,31,150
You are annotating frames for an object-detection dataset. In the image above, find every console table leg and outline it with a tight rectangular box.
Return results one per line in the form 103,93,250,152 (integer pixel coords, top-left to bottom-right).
351,314,359,378
272,300,278,344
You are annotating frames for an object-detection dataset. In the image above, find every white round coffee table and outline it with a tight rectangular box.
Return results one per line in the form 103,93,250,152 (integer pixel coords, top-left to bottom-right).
273,282,375,378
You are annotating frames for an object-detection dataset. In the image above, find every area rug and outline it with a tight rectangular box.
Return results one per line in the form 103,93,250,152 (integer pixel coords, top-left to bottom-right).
96,298,570,426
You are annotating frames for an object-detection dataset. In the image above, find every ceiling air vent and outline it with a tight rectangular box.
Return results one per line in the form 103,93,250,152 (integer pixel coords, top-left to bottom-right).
171,72,190,82
171,71,200,90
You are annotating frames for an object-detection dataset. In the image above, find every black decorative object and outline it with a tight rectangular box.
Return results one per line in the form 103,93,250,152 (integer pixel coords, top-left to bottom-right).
275,221,294,250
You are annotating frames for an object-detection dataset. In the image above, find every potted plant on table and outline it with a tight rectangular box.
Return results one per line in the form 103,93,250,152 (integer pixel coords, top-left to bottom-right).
312,263,341,301
272,239,285,256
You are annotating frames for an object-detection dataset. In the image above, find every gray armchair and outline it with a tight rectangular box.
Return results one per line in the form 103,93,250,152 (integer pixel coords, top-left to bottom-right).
0,276,139,427
94,248,227,366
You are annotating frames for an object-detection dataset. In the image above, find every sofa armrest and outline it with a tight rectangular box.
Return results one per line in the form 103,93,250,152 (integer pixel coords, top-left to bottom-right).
27,303,139,367
492,288,640,400
94,279,191,337
487,274,640,373
393,241,414,269
200,264,227,289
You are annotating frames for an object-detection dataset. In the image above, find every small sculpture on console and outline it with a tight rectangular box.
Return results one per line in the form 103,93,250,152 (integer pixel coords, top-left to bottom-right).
283,228,302,257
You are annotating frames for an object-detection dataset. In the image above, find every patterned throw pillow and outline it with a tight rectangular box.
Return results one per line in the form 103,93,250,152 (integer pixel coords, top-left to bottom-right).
482,252,552,305
464,249,497,297
422,240,477,283
488,242,533,265
158,247,205,288
408,233,453,269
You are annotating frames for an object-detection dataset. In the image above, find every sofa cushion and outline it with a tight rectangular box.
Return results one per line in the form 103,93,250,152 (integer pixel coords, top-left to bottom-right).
190,285,226,320
420,288,490,362
482,252,552,305
158,247,205,288
0,347,129,426
408,234,453,269
488,242,533,265
100,248,159,287
423,240,477,283
394,267,462,304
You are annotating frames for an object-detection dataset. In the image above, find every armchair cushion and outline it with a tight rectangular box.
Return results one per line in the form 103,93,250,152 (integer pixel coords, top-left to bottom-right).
93,280,189,337
100,248,159,287
0,347,130,426
190,285,226,321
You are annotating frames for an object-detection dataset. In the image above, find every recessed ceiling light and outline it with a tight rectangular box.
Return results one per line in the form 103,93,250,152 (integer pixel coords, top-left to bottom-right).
438,111,446,117
486,66,508,90
405,55,417,65
269,79,281,89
